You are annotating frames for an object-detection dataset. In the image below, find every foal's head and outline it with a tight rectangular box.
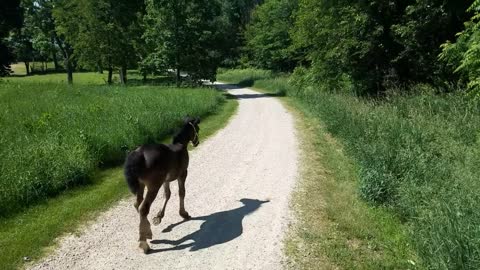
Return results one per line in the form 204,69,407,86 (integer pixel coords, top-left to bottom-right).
174,117,201,147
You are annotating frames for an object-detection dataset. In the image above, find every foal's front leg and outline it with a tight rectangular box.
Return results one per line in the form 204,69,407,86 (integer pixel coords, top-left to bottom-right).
153,182,171,226
178,170,191,219
138,185,160,254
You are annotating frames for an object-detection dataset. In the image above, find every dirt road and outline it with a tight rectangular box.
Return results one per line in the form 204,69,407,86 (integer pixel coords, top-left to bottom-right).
30,84,299,270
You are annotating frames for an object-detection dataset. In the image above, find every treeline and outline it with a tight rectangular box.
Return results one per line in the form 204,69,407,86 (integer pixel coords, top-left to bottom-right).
243,0,480,96
0,0,261,85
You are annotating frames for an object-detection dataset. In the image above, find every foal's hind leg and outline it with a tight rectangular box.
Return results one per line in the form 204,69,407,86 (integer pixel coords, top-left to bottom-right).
178,170,191,219
134,182,145,212
153,182,171,226
138,184,160,253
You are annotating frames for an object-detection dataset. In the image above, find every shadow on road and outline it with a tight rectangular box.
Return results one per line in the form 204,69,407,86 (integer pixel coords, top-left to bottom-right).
149,198,269,253
215,83,283,100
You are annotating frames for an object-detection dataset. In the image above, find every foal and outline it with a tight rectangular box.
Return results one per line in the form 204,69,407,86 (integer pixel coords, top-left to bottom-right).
124,117,201,253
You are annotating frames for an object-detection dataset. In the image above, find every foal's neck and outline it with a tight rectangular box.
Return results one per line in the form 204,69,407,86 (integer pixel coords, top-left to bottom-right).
172,125,191,149
172,136,189,149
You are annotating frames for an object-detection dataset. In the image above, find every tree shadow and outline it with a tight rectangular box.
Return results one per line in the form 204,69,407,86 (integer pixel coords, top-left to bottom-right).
216,83,283,100
149,198,269,253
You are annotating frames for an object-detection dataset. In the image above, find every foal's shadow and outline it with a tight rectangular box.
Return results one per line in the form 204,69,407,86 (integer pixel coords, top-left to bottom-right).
149,198,269,253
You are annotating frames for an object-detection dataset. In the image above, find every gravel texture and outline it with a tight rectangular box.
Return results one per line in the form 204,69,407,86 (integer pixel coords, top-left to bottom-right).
29,84,299,270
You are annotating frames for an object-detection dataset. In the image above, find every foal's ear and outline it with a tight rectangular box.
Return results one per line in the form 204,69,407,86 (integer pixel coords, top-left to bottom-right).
183,115,192,124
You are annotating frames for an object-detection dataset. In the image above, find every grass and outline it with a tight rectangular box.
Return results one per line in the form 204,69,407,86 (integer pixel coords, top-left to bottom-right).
220,69,417,268
0,169,129,270
285,100,417,269
294,89,480,270
222,68,480,269
10,62,58,75
0,72,238,270
0,80,225,217
7,63,175,86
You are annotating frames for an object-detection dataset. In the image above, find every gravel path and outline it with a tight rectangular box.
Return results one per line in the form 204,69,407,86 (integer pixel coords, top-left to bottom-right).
30,84,299,270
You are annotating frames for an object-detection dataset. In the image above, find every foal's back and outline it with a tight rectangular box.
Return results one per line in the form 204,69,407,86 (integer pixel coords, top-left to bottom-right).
141,143,189,180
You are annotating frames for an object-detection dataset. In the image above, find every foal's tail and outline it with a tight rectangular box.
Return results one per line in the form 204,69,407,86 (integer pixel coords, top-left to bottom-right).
124,149,146,194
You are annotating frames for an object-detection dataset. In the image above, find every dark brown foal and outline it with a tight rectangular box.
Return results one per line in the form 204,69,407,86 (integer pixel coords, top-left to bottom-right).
124,117,200,253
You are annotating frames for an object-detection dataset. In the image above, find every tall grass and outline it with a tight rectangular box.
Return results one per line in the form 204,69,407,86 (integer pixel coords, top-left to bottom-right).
219,69,480,269
0,81,224,217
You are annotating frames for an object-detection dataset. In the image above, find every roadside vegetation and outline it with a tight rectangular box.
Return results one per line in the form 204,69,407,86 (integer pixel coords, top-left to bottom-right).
219,68,480,269
285,102,415,269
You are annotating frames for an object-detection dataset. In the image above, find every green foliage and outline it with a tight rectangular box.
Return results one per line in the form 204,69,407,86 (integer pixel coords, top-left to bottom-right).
218,0,262,66
143,0,225,84
291,0,469,94
54,0,144,83
0,0,23,76
391,0,469,84
244,0,298,71
292,1,374,93
440,1,480,100
0,76,224,217
22,0,66,72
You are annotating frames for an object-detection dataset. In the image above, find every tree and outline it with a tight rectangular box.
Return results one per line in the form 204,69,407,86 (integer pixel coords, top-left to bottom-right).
244,0,298,71
219,0,263,66
0,0,23,76
144,0,225,86
391,0,470,85
54,0,144,84
291,0,470,94
440,1,480,99
22,0,62,72
8,29,33,75
292,1,377,93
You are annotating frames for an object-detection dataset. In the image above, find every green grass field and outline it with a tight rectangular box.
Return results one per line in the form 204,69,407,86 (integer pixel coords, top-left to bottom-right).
219,68,480,269
0,81,224,217
0,71,238,270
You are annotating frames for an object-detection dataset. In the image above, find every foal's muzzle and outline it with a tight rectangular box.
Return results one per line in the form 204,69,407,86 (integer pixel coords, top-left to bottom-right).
193,139,200,147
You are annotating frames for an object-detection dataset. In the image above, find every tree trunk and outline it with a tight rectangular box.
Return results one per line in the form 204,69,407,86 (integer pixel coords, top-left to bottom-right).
51,36,59,71
176,68,181,87
66,62,73,85
107,66,113,84
24,62,30,76
52,52,59,71
97,63,103,74
119,66,127,85
143,72,147,83
54,33,73,84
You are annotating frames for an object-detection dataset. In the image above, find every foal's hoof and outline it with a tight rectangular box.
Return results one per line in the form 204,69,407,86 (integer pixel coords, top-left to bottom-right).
152,216,162,226
139,241,150,254
180,211,191,220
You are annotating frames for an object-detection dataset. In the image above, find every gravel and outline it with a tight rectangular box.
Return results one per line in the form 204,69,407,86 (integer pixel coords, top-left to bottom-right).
29,84,299,270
